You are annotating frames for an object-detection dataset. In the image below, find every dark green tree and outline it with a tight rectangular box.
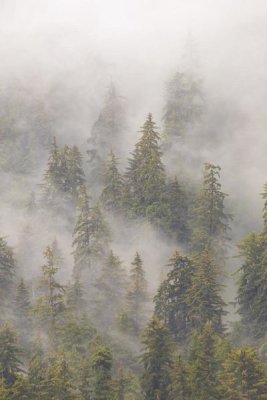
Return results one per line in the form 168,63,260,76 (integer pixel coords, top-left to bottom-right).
154,252,195,342
0,236,16,309
187,248,226,334
72,184,110,278
168,354,191,400
100,151,124,214
123,252,148,336
125,114,166,219
141,317,173,400
191,163,231,258
0,322,24,386
91,346,114,400
189,321,222,400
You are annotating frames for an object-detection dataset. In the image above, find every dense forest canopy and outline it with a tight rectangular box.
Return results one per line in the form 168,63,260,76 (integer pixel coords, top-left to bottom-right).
1,1,267,399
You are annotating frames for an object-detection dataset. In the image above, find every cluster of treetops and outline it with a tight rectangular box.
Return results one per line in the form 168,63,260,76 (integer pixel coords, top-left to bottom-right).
1,73,267,399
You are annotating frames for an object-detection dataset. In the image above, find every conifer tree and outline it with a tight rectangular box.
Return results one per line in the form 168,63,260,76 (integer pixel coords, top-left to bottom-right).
66,276,86,315
87,83,126,186
91,346,114,400
187,248,226,334
0,378,9,399
14,279,31,321
100,151,124,214
189,321,221,400
0,236,16,307
95,250,127,329
221,347,267,399
124,252,148,335
141,317,173,400
154,252,195,342
162,69,204,144
191,163,231,257
72,184,110,278
168,354,191,400
34,245,65,331
28,340,48,398
125,114,166,219
0,322,24,386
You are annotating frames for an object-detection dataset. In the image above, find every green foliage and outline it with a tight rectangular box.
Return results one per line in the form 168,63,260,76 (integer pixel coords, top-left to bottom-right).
168,354,191,400
221,347,267,399
72,184,110,278
90,345,114,400
188,248,226,334
141,317,173,400
100,151,125,214
125,114,166,219
0,322,24,386
189,321,222,400
154,252,195,343
0,236,16,305
191,163,231,258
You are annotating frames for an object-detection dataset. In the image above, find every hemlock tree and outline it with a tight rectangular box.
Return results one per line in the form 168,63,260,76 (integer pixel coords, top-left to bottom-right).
154,252,195,343
0,322,24,386
124,252,148,335
141,317,173,400
72,184,110,278
125,113,166,219
100,151,124,214
188,248,226,334
191,163,231,258
221,347,267,400
189,321,222,400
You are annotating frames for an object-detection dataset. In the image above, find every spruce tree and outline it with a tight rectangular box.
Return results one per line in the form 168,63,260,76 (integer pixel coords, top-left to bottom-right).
221,347,267,400
154,252,195,342
191,163,231,258
124,252,148,336
72,184,110,278
100,151,124,214
187,248,226,334
125,114,166,219
141,317,173,400
0,322,24,386
189,321,221,400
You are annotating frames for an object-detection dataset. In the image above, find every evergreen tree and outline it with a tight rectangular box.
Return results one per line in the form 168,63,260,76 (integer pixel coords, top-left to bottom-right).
189,321,222,400
124,252,148,336
162,68,204,145
187,248,226,334
154,252,195,342
28,340,49,399
66,275,86,315
72,184,110,278
0,322,24,386
14,278,31,321
34,245,65,332
95,251,127,329
168,354,191,400
87,83,126,187
91,346,114,400
0,236,16,308
141,317,173,400
221,347,267,400
191,163,231,257
100,151,124,214
125,114,166,219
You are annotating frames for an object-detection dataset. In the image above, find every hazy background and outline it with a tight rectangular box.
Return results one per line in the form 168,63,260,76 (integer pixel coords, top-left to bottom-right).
0,0,267,305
